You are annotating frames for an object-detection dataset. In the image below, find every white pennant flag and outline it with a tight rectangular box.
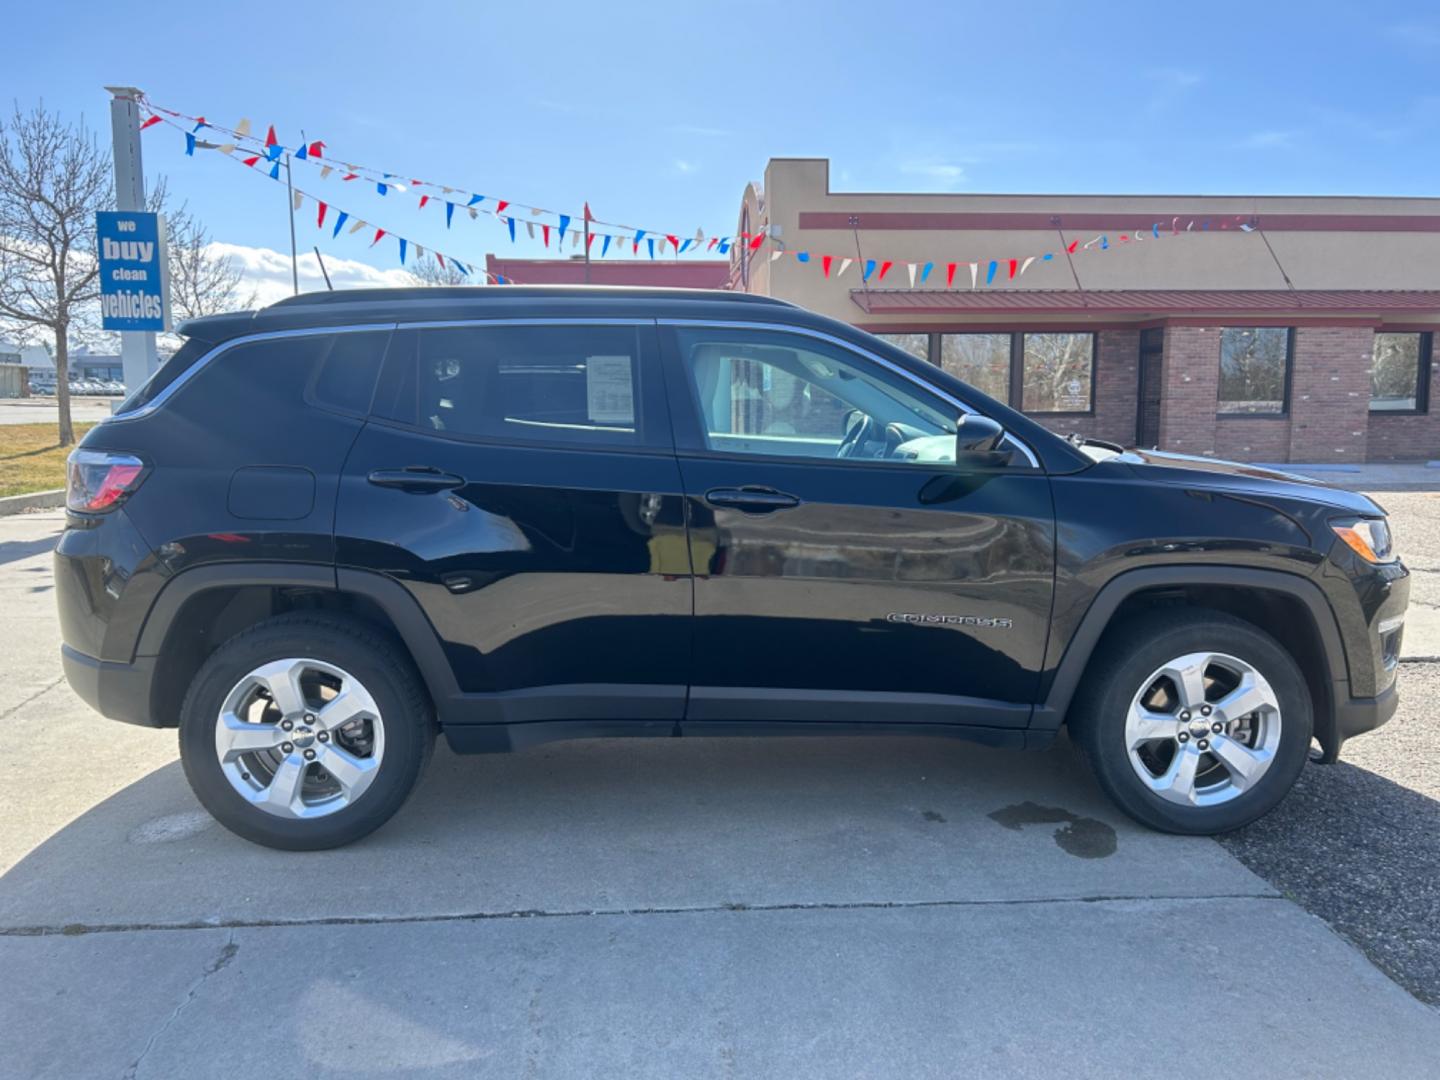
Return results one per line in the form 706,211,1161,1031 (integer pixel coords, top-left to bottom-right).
1019,255,1036,276
292,191,303,212
969,263,979,289
907,263,917,288
236,118,252,138
468,207,478,219
838,257,853,278
771,249,784,262
572,230,581,249
415,244,425,259
526,221,535,239
217,143,237,156
695,227,705,246
319,165,332,179
349,219,367,234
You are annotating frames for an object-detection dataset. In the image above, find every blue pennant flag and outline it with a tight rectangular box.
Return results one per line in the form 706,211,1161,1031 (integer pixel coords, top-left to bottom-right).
266,143,284,161
646,238,655,259
294,142,307,160
467,194,484,207
558,214,570,240
377,182,388,196
445,203,454,229
862,259,876,282
679,239,691,253
506,217,516,242
1152,223,1161,238
191,119,207,133
986,260,997,285
269,160,281,180
184,133,196,157
920,261,933,282
601,235,612,257
398,238,407,264
634,229,646,245
495,274,507,285
1042,252,1054,261
1100,236,1109,250
454,261,468,276
717,240,730,254
796,251,809,263
332,211,348,238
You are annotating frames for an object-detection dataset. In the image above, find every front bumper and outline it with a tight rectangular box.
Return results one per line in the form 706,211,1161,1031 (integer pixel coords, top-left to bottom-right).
61,645,160,728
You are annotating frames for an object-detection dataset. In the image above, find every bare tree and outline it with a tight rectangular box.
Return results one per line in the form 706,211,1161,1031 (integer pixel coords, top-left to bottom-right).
0,104,112,446
407,255,470,287
165,197,256,323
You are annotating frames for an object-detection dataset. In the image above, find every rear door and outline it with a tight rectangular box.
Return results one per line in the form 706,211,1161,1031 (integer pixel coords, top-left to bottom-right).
661,322,1055,732
336,319,692,726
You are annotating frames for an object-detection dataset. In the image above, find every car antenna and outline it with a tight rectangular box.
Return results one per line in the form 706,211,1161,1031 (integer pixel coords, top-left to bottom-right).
313,246,334,290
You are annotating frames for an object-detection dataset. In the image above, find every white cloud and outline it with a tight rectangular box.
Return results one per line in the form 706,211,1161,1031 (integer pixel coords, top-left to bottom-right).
208,241,419,307
898,160,967,190
672,159,698,175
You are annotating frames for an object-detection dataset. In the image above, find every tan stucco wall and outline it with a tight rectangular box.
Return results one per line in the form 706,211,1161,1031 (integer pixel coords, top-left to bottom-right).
742,158,1440,329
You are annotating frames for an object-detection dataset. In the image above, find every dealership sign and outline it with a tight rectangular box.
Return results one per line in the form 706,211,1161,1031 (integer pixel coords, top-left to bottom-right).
96,211,170,331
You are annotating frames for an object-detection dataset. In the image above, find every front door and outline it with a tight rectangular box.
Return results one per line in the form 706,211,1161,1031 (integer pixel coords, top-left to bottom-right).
336,319,692,726
661,323,1055,731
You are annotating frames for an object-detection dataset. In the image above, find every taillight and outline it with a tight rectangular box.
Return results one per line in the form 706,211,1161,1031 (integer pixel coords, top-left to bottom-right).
66,449,147,513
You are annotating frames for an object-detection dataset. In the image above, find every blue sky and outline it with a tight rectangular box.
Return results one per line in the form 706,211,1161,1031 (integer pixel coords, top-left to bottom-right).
9,0,1439,297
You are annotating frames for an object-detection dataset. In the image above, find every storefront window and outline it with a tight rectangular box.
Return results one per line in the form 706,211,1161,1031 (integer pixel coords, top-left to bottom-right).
939,333,1010,403
874,333,931,362
1219,328,1291,415
1022,333,1094,413
1370,332,1429,413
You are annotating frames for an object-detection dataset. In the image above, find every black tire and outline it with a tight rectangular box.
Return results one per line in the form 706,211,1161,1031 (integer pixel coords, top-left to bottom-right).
1069,608,1312,835
178,614,435,850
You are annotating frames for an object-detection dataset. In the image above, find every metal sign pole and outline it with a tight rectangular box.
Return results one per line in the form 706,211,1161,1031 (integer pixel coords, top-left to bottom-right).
104,87,161,392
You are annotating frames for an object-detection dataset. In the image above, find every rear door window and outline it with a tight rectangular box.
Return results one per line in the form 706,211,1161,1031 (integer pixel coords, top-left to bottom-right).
373,323,666,449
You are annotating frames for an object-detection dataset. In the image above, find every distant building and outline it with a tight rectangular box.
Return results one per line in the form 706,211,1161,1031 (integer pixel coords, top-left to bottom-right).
485,253,729,289
726,158,1440,464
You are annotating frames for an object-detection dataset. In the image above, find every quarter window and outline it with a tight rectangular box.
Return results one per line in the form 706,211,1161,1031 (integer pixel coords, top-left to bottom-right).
1219,328,1291,415
378,324,647,446
1022,332,1094,413
1370,332,1430,413
874,332,931,362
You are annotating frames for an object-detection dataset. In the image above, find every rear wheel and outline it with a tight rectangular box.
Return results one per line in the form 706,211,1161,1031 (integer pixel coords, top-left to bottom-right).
178,615,434,850
1070,609,1312,834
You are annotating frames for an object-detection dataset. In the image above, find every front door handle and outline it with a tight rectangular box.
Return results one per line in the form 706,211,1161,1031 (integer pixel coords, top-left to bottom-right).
704,486,802,514
367,466,467,493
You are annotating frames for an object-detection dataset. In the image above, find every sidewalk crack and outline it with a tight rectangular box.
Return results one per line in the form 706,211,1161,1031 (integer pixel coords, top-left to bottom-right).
122,930,238,1079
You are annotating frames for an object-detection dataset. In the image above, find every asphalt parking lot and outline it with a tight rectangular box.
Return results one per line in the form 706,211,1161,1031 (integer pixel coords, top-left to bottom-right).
2,497,1439,1077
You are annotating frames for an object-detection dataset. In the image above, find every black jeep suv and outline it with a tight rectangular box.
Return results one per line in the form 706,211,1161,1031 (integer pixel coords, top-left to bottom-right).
57,287,1408,849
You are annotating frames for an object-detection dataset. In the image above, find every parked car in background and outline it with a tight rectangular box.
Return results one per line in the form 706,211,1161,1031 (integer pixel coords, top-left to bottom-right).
57,287,1410,850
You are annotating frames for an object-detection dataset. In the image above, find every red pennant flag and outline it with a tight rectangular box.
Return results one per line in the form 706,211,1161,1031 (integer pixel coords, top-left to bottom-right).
495,200,510,214
1066,240,1079,254
542,224,551,247
878,260,893,281
317,201,327,229
371,228,386,246
241,155,260,167
139,115,162,131
946,262,957,287
264,125,278,148
342,173,358,181
822,255,833,277
583,201,594,222
586,233,596,250
708,238,719,251
749,232,765,250
418,195,429,209
308,141,325,158
436,253,445,268
1008,259,1018,280
666,234,679,253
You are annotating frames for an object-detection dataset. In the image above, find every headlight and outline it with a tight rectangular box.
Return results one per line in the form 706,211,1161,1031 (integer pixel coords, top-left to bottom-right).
1330,517,1395,564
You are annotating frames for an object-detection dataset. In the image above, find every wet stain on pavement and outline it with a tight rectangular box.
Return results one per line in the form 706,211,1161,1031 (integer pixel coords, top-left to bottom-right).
988,801,1118,859
921,809,947,823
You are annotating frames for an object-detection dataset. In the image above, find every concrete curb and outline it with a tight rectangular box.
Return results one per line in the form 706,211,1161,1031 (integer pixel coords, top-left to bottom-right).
0,489,65,516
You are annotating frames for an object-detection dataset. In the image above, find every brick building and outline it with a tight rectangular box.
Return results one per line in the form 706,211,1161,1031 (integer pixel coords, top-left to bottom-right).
729,159,1440,463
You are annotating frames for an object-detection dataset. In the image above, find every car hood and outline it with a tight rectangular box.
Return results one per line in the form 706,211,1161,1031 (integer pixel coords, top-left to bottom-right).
1092,446,1384,516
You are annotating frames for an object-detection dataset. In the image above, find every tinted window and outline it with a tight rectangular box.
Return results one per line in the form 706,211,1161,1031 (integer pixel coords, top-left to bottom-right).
310,331,390,415
1219,328,1290,415
114,337,211,415
378,324,647,447
874,332,930,361
1022,332,1093,413
1371,332,1430,413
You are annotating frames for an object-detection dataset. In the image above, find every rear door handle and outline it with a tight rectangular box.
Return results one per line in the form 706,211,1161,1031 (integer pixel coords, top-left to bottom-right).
704,486,802,513
367,466,467,493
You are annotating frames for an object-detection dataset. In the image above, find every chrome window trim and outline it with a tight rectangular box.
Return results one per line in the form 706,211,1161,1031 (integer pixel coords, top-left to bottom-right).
657,318,1041,469
104,323,399,424
394,317,656,330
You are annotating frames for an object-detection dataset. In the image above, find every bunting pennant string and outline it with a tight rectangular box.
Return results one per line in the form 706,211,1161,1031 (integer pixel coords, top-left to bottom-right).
135,95,1263,289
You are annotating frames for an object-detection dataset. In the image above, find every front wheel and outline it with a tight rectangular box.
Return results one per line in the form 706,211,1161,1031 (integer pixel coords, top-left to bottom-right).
178,614,434,850
1070,609,1312,835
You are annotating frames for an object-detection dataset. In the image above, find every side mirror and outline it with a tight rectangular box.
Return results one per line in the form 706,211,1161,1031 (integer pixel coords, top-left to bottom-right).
955,414,1006,454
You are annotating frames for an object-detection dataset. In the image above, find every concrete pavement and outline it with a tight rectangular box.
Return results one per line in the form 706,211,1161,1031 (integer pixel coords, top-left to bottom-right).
2,506,1438,1077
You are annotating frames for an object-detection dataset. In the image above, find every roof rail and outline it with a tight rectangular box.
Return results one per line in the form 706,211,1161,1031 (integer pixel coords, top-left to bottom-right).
264,285,792,309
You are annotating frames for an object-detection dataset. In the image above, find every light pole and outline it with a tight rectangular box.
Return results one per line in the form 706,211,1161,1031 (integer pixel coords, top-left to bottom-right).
103,86,161,390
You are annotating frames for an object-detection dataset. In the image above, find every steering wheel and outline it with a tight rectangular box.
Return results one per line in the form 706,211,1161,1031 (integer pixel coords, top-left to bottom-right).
837,412,878,458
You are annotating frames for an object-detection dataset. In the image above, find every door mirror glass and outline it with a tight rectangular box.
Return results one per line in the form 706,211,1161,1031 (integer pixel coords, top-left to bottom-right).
955,414,1006,454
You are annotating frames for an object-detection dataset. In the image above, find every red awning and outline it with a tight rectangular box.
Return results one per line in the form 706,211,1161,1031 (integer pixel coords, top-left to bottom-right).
849,289,1440,315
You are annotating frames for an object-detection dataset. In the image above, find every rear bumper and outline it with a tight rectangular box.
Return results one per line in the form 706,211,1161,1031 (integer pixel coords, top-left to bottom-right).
61,645,160,728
